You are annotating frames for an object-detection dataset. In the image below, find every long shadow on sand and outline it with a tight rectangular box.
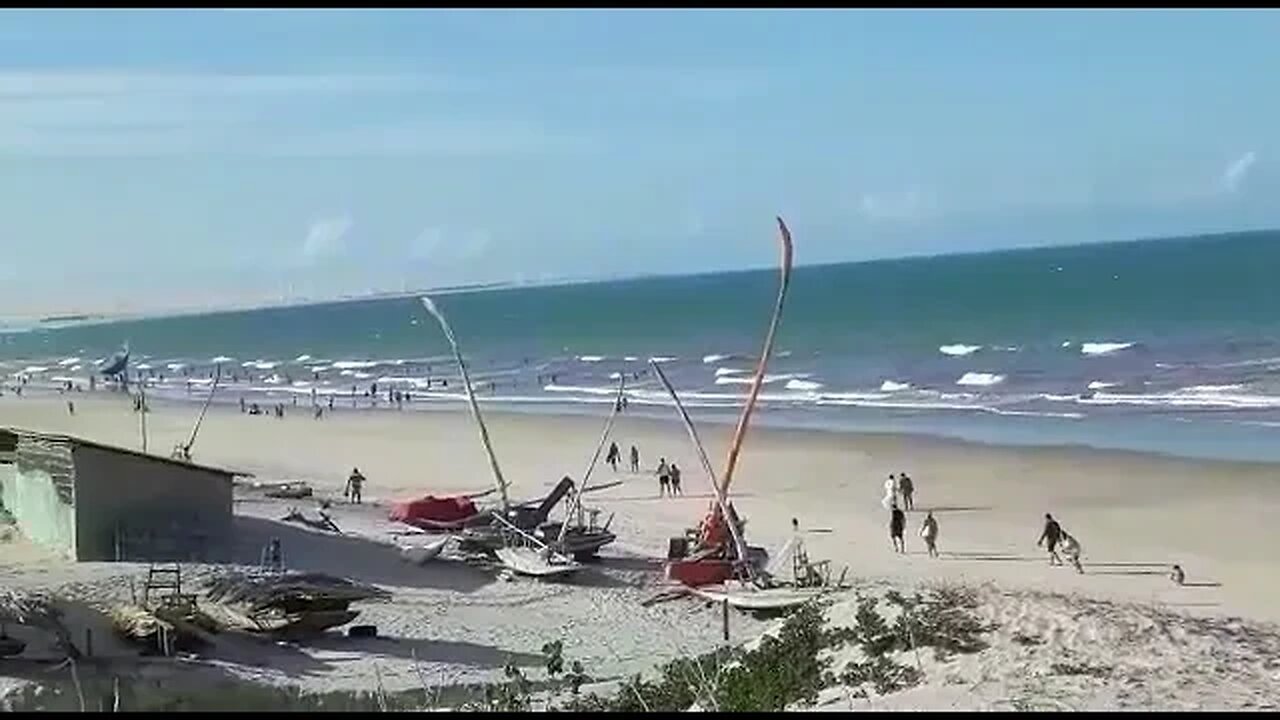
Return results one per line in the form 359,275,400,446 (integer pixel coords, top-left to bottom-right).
307,634,545,669
230,515,493,594
942,551,1042,563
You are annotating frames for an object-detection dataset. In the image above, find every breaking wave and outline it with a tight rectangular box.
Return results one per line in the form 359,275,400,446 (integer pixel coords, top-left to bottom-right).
939,344,982,357
1080,341,1135,356
956,372,1006,387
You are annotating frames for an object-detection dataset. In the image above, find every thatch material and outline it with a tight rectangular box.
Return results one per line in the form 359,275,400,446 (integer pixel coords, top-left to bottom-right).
204,572,388,613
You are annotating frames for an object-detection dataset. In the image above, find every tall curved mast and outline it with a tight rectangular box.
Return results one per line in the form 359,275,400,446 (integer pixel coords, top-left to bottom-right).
554,376,626,549
420,296,511,512
718,216,794,497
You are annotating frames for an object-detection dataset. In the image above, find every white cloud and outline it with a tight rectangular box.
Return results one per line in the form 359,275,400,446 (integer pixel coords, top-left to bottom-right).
301,216,353,263
0,70,569,157
858,188,936,222
1220,151,1257,193
408,226,492,264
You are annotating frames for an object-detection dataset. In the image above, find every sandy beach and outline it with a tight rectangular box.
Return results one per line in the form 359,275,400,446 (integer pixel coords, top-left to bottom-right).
3,390,1280,708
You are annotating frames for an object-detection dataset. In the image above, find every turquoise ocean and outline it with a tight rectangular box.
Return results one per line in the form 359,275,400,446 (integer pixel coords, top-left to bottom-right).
6,229,1280,463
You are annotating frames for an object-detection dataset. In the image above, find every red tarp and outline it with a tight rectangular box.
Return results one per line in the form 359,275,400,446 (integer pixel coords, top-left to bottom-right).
389,495,478,526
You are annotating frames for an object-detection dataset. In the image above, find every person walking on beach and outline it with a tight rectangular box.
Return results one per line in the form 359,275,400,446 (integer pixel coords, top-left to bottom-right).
920,511,939,557
882,474,898,510
890,502,906,553
606,442,620,473
240,396,247,414
1038,513,1063,566
346,467,366,504
67,400,75,416
899,472,915,511
1059,531,1084,574
1170,564,1185,586
657,457,670,497
629,445,640,474
669,463,683,496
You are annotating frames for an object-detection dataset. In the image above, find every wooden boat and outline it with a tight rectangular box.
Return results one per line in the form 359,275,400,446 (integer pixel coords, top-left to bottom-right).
691,583,832,612
202,571,388,638
658,217,794,588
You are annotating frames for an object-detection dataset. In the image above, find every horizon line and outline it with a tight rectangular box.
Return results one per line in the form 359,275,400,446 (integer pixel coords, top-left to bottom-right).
4,224,1275,332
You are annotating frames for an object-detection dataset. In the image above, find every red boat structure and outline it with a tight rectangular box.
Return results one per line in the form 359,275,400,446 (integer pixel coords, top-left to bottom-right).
659,217,794,589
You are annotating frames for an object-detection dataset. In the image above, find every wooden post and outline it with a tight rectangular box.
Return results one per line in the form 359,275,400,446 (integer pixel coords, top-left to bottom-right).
721,599,730,643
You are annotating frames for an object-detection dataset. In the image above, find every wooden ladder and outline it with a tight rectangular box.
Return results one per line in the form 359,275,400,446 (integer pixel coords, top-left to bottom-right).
142,563,183,606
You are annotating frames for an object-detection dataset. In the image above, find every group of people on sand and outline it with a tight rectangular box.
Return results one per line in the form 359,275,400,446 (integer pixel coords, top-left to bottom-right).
885,472,932,555
605,441,642,475
882,474,1087,573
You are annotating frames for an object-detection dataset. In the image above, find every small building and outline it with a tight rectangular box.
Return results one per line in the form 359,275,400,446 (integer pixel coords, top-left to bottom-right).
0,428,246,562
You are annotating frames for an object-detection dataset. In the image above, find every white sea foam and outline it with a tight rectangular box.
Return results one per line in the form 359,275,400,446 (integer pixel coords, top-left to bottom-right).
544,384,619,396
294,354,313,363
623,356,638,362
702,354,731,364
956,372,1005,387
1080,342,1134,356
714,373,810,386
649,356,676,364
135,363,153,370
210,356,235,364
785,379,823,392
939,344,982,357
879,380,912,392
994,346,1020,352
20,366,49,375
166,363,187,371
1087,381,1119,390
57,357,80,367
576,355,606,363
332,360,380,370
715,367,747,377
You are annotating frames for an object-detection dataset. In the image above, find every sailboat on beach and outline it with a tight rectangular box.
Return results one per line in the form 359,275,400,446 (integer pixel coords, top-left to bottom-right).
416,296,590,578
657,217,848,612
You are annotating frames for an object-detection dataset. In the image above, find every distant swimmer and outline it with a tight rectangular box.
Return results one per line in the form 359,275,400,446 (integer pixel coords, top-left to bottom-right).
1038,513,1063,566
1170,564,1185,586
920,511,939,557
1059,531,1084,574
629,445,640,474
890,503,906,553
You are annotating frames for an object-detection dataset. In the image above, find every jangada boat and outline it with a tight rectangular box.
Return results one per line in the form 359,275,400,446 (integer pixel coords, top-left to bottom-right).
654,217,794,589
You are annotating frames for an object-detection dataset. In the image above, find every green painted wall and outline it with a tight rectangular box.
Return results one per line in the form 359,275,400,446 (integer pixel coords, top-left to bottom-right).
0,464,76,558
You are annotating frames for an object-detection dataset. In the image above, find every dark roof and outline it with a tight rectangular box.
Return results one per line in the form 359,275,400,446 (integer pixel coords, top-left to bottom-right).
0,427,253,478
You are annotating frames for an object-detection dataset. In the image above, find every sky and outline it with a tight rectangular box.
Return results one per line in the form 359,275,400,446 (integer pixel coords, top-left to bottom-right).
2,9,1279,318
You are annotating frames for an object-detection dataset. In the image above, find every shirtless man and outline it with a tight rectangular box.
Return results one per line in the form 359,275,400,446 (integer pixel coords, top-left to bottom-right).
1038,513,1063,566
920,511,939,558
890,503,906,553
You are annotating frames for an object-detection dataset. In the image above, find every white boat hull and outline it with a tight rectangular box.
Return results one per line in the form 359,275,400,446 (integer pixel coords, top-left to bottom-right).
399,536,451,565
494,546,581,578
692,584,835,611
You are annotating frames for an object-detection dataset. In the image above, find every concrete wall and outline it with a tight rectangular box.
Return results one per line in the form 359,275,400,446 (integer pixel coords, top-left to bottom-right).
70,445,233,562
0,436,78,559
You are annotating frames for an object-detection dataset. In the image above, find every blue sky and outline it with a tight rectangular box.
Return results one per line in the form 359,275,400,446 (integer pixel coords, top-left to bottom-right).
1,9,1278,317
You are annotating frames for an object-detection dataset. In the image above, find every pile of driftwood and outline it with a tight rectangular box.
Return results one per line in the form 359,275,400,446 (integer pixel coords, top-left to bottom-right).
202,572,389,639
0,589,74,658
109,598,219,656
